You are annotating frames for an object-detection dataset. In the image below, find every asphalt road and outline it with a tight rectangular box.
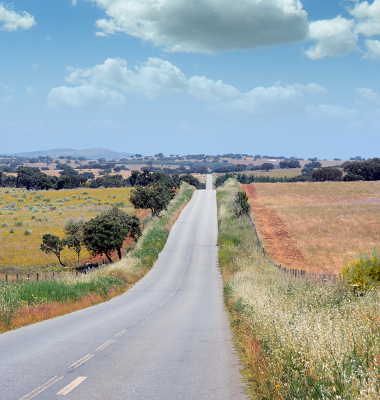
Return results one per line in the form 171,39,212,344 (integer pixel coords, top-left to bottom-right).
0,175,246,400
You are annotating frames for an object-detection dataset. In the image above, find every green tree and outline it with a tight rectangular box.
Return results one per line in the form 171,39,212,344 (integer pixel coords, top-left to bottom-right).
261,163,274,172
234,191,251,218
64,220,85,264
130,182,175,216
83,207,141,262
40,234,66,266
312,167,343,182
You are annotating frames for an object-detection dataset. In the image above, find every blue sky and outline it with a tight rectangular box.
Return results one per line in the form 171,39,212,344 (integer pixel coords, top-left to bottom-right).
1,0,380,159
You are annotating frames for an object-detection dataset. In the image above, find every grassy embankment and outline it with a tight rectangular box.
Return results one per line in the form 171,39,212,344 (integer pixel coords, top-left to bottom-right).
0,183,195,333
217,179,380,399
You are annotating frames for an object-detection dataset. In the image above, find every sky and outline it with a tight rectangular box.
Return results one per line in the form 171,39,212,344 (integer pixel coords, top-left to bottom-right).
0,0,380,159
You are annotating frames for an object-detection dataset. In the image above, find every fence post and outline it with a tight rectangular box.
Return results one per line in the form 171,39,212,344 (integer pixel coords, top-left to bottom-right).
27,273,30,281
16,273,19,281
5,274,8,285
36,273,39,282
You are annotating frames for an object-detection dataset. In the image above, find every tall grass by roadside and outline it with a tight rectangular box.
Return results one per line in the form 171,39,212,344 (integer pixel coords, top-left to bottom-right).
0,183,195,332
217,179,380,399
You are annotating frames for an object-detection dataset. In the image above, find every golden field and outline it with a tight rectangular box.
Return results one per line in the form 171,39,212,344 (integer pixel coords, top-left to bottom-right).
253,181,380,273
0,187,135,270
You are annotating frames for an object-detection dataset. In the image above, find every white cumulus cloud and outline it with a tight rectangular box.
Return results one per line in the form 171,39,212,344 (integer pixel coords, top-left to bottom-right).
306,16,359,60
350,0,380,37
91,0,308,53
364,39,380,59
64,57,188,99
0,3,35,31
48,57,336,118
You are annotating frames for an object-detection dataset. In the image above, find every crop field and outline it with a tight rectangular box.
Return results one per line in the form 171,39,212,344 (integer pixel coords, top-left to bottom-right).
244,168,302,178
0,187,136,270
243,181,380,273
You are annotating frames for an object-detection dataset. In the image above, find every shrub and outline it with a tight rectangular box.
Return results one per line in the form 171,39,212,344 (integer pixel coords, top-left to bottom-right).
342,250,380,292
56,198,63,203
1,222,8,228
14,221,23,226
234,191,251,218
24,229,32,236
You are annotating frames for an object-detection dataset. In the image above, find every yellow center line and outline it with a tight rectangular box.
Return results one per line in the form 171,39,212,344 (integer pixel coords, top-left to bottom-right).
57,376,87,396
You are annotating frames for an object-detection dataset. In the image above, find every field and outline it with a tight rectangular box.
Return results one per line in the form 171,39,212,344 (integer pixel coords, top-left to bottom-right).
0,187,139,270
217,179,380,398
243,181,380,273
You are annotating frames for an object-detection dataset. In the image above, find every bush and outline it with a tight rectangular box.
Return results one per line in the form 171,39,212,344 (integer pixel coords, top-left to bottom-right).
342,250,380,292
234,191,251,218
24,229,32,236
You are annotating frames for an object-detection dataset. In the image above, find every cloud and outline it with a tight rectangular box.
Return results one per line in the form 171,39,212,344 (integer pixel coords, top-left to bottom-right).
356,87,380,103
0,3,36,31
307,104,359,120
91,0,308,53
189,76,305,116
306,16,359,60
47,85,126,110
26,86,34,95
48,57,337,119
64,57,188,99
364,39,380,59
350,0,380,36
287,83,328,95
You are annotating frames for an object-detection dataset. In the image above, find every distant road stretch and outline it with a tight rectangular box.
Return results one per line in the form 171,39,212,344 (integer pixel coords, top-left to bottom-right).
0,174,246,400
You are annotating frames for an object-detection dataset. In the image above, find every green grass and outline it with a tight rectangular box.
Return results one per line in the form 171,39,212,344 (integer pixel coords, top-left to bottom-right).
0,183,195,331
217,179,380,399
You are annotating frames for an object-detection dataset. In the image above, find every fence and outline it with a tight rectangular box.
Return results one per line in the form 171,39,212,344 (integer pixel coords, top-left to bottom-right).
247,213,338,283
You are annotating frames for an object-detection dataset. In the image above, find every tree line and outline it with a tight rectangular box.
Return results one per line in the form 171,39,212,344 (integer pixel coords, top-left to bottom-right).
0,166,203,190
214,158,380,187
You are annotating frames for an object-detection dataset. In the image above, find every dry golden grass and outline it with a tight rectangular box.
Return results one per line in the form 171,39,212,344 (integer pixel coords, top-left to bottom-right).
245,168,302,178
253,181,380,273
0,187,134,269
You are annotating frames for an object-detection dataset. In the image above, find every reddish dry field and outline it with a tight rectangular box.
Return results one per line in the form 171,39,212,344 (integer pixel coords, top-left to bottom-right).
242,184,312,271
242,181,380,274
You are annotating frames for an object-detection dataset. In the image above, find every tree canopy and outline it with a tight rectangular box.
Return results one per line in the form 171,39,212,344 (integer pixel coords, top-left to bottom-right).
130,182,175,216
83,207,141,262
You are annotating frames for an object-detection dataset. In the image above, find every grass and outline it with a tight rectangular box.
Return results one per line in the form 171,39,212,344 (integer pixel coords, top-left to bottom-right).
0,187,134,270
0,183,195,333
217,179,380,399
249,181,380,273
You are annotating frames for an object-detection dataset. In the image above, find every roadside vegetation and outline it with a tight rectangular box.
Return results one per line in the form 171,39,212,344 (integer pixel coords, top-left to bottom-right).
217,179,380,399
0,183,195,333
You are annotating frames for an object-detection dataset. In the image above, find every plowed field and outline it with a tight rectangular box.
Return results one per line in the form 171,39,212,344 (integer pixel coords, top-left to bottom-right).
242,184,312,271
243,181,380,273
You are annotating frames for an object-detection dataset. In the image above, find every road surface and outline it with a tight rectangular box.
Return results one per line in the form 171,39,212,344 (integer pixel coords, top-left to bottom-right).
0,174,246,399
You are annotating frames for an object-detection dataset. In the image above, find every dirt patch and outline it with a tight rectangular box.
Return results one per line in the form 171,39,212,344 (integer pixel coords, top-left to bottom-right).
242,184,313,271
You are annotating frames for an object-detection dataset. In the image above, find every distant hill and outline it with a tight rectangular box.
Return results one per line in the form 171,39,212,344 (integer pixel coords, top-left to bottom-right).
11,148,133,160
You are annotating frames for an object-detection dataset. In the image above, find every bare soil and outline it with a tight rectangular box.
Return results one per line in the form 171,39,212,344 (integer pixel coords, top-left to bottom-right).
242,184,313,271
